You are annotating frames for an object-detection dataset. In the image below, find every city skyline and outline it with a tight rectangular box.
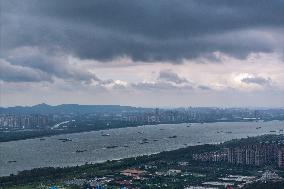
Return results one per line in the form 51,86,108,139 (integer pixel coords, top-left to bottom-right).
1,0,284,107
1,102,284,109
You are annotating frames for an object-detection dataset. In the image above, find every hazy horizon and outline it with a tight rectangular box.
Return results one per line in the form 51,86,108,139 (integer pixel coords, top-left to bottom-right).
1,102,284,109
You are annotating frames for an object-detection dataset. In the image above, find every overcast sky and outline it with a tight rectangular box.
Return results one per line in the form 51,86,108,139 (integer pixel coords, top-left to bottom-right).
0,0,284,107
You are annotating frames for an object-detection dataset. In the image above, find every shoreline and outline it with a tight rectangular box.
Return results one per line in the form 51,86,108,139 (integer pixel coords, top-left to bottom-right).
1,121,283,177
0,139,227,178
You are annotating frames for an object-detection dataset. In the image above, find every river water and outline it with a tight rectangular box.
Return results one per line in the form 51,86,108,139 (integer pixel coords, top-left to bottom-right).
0,121,283,176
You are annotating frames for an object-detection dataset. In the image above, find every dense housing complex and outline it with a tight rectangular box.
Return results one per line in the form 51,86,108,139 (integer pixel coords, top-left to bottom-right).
193,142,284,169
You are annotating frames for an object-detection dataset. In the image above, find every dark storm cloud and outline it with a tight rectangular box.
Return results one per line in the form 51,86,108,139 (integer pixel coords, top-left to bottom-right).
2,47,100,83
0,59,52,82
1,0,284,62
241,76,271,86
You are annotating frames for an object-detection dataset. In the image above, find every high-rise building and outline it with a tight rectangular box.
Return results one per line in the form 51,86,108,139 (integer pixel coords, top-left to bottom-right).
227,144,282,167
227,148,236,164
246,147,255,165
235,147,246,164
278,147,284,168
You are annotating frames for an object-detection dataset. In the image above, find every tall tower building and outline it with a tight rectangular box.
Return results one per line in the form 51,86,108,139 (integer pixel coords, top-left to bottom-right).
245,146,255,165
278,147,284,168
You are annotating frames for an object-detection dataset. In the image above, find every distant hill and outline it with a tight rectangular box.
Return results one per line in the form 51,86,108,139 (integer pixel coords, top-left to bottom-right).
0,103,152,114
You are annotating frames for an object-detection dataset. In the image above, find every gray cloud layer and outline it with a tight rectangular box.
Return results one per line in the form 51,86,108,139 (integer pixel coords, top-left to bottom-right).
241,76,271,86
1,0,284,62
2,47,100,83
0,59,52,82
158,70,189,84
1,0,284,108
132,70,193,91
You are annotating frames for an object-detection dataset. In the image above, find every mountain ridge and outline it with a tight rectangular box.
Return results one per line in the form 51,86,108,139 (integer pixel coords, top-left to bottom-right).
0,103,150,114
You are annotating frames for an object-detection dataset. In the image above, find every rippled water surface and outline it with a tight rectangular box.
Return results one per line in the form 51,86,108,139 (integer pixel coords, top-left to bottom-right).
0,121,283,176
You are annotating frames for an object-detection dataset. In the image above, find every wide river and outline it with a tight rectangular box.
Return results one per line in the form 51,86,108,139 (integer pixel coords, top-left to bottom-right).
0,121,283,177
